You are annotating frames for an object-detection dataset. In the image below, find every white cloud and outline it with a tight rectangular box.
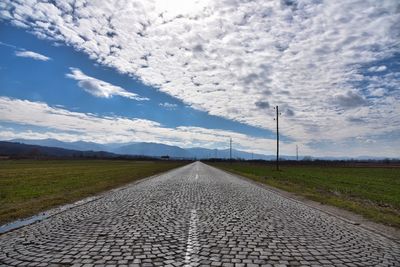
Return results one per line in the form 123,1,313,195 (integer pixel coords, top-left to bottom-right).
368,65,387,72
332,91,367,109
1,97,399,157
369,88,386,97
159,102,178,109
1,0,399,154
0,41,17,49
15,50,50,61
66,68,148,101
0,96,284,155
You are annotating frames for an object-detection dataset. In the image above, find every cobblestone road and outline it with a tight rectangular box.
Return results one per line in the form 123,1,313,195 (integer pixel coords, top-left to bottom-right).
1,162,399,266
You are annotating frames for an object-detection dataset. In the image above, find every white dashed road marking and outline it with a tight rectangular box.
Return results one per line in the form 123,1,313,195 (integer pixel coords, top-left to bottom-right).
184,209,199,266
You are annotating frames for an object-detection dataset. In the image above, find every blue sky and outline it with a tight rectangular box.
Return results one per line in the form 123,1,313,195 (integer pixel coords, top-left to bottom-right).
0,24,273,138
0,1,399,157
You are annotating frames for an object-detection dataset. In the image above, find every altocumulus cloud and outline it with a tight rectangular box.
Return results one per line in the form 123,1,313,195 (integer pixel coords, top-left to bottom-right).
159,102,178,109
1,96,398,157
15,50,51,61
66,68,148,101
332,91,367,109
1,0,399,153
0,96,290,155
368,66,387,73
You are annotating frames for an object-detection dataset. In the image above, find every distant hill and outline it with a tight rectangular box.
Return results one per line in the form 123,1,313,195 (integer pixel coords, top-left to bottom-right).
186,147,279,160
0,141,116,159
9,138,276,159
3,138,394,160
113,142,192,158
10,138,107,151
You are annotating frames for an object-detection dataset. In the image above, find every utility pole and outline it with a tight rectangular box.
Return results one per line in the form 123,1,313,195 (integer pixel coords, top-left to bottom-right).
229,137,232,162
274,106,280,171
296,145,299,161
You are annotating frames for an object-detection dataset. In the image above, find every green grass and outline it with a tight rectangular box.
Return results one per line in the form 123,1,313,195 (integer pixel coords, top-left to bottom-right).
0,159,187,224
209,162,400,228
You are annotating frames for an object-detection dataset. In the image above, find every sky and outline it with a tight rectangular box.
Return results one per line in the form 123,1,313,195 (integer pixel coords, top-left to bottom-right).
0,0,399,158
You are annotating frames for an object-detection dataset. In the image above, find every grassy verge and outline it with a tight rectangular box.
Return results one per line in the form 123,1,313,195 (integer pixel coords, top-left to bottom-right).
209,162,400,228
0,159,187,224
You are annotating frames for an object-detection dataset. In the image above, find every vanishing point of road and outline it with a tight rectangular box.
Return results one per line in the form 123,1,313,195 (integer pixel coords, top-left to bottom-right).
1,162,399,266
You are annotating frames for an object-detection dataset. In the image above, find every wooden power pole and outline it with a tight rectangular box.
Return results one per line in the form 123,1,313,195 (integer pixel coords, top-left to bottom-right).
275,106,280,171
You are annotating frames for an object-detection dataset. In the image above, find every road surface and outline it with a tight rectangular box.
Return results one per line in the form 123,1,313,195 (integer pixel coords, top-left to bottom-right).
1,162,399,266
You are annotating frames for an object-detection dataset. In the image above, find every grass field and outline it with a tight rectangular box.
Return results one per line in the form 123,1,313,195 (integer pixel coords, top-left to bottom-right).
0,159,187,224
209,162,400,228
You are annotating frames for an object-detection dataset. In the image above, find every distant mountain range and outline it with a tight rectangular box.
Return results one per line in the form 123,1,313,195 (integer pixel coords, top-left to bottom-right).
8,138,278,160
0,141,117,159
3,138,394,160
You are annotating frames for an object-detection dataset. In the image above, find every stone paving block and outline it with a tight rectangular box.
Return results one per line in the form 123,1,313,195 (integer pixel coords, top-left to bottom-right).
0,162,399,266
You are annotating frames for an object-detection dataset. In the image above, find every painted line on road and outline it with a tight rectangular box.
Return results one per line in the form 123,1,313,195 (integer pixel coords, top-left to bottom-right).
195,174,198,180
184,209,199,266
